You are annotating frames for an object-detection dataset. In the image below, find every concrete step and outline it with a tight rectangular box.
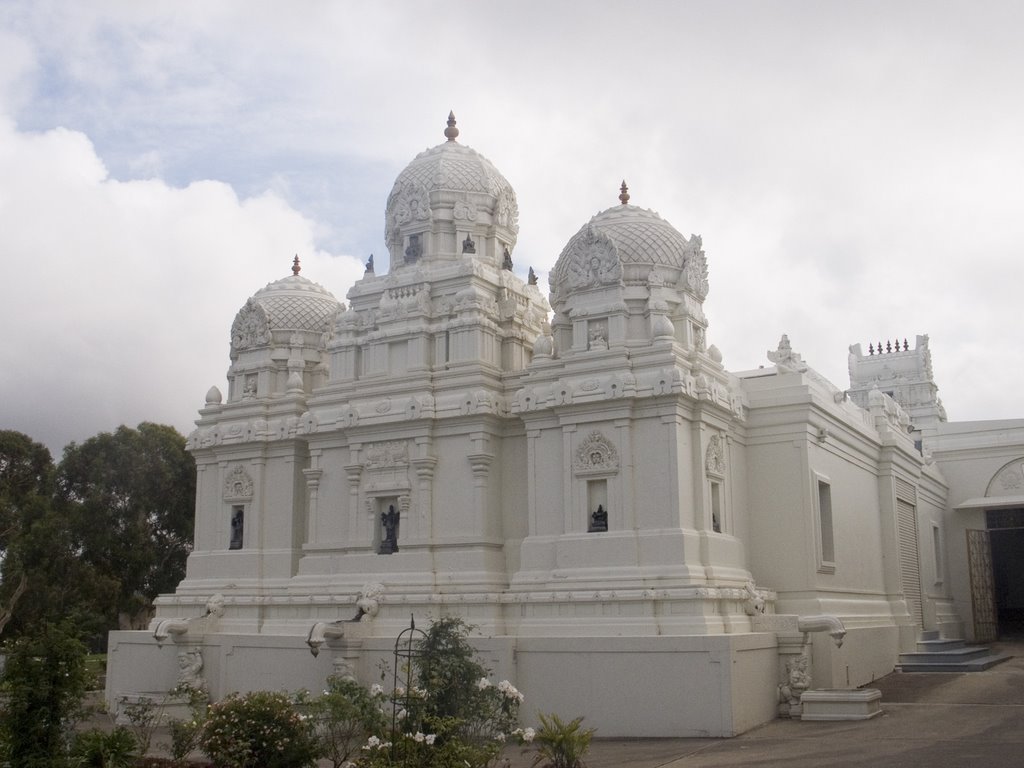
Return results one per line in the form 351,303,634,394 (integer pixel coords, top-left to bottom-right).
897,636,1012,672
916,638,967,652
897,651,1011,673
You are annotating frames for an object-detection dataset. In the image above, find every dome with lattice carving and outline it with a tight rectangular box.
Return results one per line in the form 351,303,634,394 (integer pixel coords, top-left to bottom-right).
549,200,708,301
384,113,518,252
230,268,342,355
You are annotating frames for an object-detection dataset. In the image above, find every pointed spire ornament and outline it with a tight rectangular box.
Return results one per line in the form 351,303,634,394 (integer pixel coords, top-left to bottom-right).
291,255,301,275
444,111,459,142
619,180,630,205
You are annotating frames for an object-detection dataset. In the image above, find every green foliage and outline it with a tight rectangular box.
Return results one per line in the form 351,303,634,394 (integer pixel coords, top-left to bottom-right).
529,713,594,768
0,622,90,767
57,422,196,636
198,690,317,768
168,683,211,764
360,616,524,768
309,675,387,767
70,726,139,768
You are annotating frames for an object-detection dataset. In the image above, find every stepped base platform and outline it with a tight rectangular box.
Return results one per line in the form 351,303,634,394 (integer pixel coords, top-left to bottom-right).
896,632,1011,672
800,688,883,721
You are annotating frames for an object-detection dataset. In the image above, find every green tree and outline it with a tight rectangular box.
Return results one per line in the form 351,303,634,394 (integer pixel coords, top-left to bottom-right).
0,430,57,634
0,622,90,767
57,423,196,630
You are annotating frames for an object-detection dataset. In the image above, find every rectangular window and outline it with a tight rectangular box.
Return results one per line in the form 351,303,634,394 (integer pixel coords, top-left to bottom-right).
817,478,835,572
932,523,943,585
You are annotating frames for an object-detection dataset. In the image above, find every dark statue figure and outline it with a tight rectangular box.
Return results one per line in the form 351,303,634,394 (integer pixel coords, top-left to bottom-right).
589,504,608,533
528,266,538,286
379,504,400,554
405,234,422,264
502,247,513,271
462,235,476,254
229,508,244,550
365,253,374,272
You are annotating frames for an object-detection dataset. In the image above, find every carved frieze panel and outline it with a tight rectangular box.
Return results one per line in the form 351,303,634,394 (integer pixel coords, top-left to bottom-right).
564,225,622,290
705,434,726,477
364,441,409,469
223,465,254,500
678,236,710,300
573,431,620,476
231,299,270,353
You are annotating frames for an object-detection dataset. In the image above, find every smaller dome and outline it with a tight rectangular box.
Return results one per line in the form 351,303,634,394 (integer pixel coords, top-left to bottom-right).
231,268,342,355
551,204,699,288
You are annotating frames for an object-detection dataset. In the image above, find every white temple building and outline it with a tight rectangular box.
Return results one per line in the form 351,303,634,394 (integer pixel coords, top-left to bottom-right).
107,115,1024,737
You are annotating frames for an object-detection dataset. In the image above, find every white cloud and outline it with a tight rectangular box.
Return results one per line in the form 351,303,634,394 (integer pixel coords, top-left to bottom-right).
1,0,1023,452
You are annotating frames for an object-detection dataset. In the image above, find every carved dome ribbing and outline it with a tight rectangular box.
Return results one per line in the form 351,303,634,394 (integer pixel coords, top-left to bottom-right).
549,204,707,299
385,126,519,248
230,274,342,354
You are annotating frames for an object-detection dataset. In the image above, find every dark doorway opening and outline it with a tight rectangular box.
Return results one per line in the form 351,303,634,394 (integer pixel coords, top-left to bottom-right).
991,527,1024,638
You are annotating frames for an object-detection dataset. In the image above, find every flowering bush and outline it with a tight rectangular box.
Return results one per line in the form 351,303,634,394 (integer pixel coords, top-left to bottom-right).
310,675,387,768
198,690,317,768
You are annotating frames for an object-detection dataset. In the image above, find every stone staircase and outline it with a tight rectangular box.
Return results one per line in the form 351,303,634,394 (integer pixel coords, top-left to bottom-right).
896,630,1011,672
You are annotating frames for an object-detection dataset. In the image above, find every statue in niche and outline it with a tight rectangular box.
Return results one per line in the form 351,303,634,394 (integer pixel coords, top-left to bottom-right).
365,253,374,273
379,505,399,554
177,648,206,692
589,505,608,533
229,508,244,550
242,375,257,399
404,234,422,264
588,324,608,351
502,247,513,271
528,266,538,286
462,235,476,254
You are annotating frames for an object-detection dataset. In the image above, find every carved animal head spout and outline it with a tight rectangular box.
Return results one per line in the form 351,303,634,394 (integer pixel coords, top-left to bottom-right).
152,618,190,647
306,622,345,657
797,614,847,648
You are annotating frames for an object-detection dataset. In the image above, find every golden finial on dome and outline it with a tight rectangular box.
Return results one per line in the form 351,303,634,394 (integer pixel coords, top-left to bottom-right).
619,180,630,205
444,111,459,142
291,255,301,275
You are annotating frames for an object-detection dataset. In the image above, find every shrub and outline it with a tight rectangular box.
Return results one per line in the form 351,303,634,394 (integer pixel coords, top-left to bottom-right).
528,712,594,768
309,675,387,768
70,726,139,768
198,690,317,768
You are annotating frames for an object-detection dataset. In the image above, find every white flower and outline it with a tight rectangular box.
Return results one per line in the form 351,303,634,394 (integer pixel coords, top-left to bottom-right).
412,686,428,698
370,683,384,696
425,734,437,745
394,686,405,696
497,680,525,703
413,732,426,743
397,708,407,720
476,677,492,690
363,736,382,750
495,732,507,742
521,727,536,743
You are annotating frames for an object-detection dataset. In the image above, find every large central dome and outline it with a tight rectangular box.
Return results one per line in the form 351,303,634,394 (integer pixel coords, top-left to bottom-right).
384,113,519,263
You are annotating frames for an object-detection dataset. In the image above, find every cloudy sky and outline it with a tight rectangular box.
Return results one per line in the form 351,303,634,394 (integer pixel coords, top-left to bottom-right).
1,1,1021,456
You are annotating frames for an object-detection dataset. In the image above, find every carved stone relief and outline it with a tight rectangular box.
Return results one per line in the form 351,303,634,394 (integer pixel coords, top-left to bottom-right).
364,441,409,469
230,299,271,353
573,431,620,476
705,434,726,477
990,459,1024,495
223,465,254,500
564,225,622,290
